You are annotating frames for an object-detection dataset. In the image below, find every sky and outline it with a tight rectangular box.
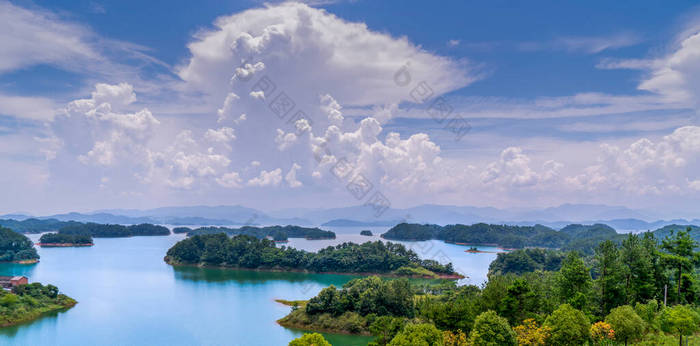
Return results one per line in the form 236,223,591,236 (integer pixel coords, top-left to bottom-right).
3,0,700,216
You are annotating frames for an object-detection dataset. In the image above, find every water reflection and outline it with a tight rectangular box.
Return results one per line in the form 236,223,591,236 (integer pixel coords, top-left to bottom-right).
0,307,70,338
172,265,361,287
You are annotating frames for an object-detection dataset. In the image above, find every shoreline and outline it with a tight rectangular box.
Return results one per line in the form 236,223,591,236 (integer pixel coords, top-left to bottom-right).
277,320,371,336
0,301,76,328
0,259,39,264
36,243,94,247
465,249,500,254
164,257,464,280
383,238,517,252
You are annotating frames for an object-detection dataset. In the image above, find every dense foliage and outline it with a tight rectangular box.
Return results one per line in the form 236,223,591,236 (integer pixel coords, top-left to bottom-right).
0,227,38,261
0,218,80,234
186,225,336,240
0,282,76,327
59,223,170,237
166,234,456,277
38,232,93,244
279,227,700,345
306,277,414,317
488,248,566,276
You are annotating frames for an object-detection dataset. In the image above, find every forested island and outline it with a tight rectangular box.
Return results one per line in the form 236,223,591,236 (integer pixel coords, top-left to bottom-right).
0,227,39,263
360,230,373,236
58,223,170,237
0,282,76,327
183,225,336,240
382,222,656,254
281,227,700,345
164,234,460,279
37,233,93,247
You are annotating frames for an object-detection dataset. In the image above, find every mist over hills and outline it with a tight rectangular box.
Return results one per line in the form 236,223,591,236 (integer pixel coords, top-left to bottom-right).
2,203,698,232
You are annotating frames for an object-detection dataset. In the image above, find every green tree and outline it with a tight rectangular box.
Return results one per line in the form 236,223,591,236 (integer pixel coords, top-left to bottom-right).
619,234,656,304
467,311,517,346
604,305,644,346
500,279,537,325
416,284,481,332
557,252,592,311
660,305,700,346
660,228,699,304
388,323,443,346
634,299,660,332
369,316,405,346
543,304,590,346
288,333,331,346
641,232,668,300
593,240,626,317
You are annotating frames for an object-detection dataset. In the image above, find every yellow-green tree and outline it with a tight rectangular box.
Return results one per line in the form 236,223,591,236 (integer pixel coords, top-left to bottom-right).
544,304,590,346
660,305,700,346
513,318,550,345
468,311,517,346
604,305,643,346
388,323,443,346
288,333,331,346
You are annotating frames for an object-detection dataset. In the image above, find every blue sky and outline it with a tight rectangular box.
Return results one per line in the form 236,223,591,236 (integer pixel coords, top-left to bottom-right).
2,0,700,216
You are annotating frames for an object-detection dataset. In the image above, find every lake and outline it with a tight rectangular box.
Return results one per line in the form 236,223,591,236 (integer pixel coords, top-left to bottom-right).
0,227,499,346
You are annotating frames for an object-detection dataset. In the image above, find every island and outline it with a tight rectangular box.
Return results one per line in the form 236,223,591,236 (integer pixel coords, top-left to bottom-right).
359,230,373,236
172,227,192,234
37,233,94,247
0,282,76,327
164,234,461,279
381,222,628,254
0,227,39,263
185,225,336,240
58,223,170,237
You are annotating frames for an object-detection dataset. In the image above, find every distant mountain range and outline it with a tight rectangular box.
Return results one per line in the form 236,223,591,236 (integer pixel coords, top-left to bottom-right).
3,203,698,231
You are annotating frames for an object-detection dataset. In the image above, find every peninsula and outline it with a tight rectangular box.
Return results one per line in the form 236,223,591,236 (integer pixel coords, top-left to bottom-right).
0,282,76,327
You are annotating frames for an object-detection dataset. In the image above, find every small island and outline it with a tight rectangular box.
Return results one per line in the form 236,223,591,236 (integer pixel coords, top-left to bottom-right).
359,230,373,236
0,227,39,263
37,233,94,247
0,281,76,327
164,234,462,279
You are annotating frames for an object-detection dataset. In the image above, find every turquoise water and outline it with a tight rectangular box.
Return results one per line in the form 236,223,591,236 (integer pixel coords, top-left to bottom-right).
0,228,498,346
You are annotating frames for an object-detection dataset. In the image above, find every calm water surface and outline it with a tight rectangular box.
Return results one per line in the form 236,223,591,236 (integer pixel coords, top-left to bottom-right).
0,227,498,346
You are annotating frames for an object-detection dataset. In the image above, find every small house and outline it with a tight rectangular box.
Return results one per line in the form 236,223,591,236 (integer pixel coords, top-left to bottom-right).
0,276,28,289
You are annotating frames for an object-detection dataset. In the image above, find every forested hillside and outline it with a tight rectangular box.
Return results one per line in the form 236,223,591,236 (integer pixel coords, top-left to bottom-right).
283,228,700,345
